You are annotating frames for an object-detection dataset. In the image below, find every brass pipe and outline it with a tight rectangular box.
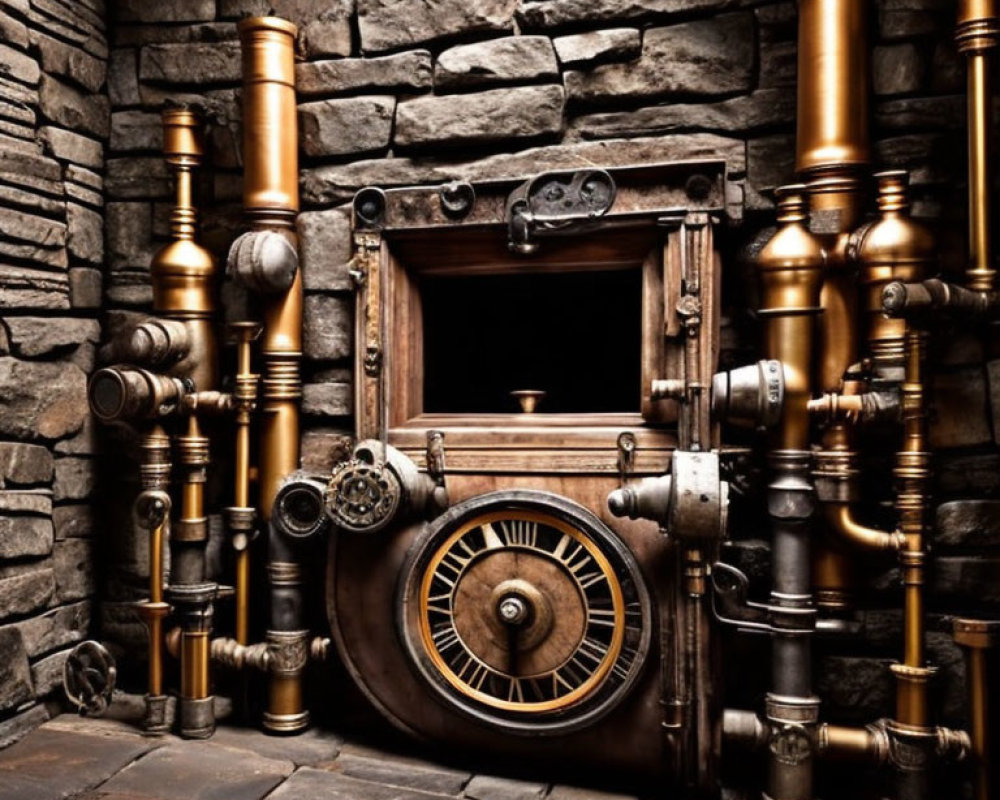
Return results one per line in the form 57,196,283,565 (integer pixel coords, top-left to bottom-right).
892,329,933,731
227,322,261,646
953,619,999,800
236,16,307,735
153,108,219,740
825,505,902,552
956,0,999,293
817,722,889,764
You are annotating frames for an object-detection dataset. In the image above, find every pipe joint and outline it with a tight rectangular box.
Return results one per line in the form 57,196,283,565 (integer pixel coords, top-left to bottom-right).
808,390,900,426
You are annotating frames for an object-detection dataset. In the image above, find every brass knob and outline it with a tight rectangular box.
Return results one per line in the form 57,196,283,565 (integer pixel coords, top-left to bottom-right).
511,390,546,414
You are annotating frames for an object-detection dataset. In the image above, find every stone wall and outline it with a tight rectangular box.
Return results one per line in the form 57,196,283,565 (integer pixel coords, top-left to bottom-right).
0,0,107,744
90,0,997,774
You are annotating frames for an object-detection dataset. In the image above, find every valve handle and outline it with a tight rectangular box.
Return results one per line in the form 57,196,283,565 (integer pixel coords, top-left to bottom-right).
63,640,116,716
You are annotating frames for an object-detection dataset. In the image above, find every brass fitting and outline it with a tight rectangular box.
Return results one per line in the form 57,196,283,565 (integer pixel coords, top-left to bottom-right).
89,366,188,423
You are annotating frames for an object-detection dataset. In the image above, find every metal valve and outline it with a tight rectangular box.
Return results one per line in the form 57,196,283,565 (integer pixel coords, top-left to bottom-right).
711,359,784,429
227,230,298,294
89,366,189,423
63,640,116,716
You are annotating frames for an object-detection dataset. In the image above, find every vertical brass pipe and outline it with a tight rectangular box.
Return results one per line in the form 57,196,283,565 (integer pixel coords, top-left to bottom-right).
226,322,261,646
135,426,172,735
236,17,308,735
956,0,999,293
953,619,999,800
796,0,871,615
154,108,219,739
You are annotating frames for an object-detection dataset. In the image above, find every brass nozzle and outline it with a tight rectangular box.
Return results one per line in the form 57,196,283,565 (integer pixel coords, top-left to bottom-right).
162,108,205,168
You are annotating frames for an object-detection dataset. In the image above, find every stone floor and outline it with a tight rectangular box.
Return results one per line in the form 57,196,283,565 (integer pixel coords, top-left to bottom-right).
0,704,645,800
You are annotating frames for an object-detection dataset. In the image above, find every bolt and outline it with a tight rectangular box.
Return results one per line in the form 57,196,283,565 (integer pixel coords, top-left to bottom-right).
498,595,529,626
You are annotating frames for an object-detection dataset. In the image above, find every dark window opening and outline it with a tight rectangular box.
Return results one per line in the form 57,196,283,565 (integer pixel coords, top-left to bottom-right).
422,269,642,414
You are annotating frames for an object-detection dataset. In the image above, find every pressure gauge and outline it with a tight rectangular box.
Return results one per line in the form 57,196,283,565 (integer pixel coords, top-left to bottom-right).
398,490,650,735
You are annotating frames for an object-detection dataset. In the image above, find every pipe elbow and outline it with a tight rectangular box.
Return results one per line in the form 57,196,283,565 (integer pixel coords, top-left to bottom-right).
826,504,904,552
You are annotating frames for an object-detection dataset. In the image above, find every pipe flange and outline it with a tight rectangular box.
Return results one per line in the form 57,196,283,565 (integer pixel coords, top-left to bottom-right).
227,230,298,294
143,694,170,736
179,696,215,740
266,630,309,678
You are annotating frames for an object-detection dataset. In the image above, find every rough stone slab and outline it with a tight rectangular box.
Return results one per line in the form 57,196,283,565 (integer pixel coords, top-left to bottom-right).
53,504,94,538
30,29,106,93
0,442,53,486
0,10,30,49
117,0,216,22
38,73,109,138
268,767,458,800
106,156,171,199
815,655,893,724
53,456,95,501
0,704,49,750
747,133,795,210
302,131,744,206
873,42,926,96
98,740,294,800
552,28,640,68
565,14,754,105
336,746,471,795
110,109,162,152
396,84,564,148
0,628,32,712
300,428,352,472
875,133,957,186
108,47,140,106
54,538,94,601
208,726,342,767
296,51,433,97
54,415,98,456
0,517,53,558
9,601,89,657
876,95,964,131
938,452,1000,496
299,96,395,158
759,38,796,88
139,41,242,85
107,200,153,267
931,41,963,94
0,42,40,86
434,36,558,90
65,180,102,209
932,557,1000,604
303,294,353,361
5,316,99,358
0,180,64,215
465,774,546,800
0,490,52,516
299,206,353,291
0,266,70,309
0,728,158,799
518,0,745,29
936,500,1000,547
879,8,938,40
69,267,102,309
39,126,103,168
0,568,55,619
0,206,66,249
302,382,353,417
0,147,64,196
0,358,87,440
358,0,517,52
572,88,793,140
30,647,70,696
930,368,992,448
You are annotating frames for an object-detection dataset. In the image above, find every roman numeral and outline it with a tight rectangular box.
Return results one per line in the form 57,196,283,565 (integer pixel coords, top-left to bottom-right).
499,519,537,547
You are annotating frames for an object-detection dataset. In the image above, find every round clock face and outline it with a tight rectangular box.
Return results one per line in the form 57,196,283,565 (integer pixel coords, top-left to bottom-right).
397,490,651,735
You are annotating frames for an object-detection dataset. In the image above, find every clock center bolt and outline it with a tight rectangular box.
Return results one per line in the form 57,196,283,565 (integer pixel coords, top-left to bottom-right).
497,594,531,627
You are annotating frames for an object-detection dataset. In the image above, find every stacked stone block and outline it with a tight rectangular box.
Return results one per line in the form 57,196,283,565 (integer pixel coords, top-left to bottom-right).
95,0,997,757
0,0,106,745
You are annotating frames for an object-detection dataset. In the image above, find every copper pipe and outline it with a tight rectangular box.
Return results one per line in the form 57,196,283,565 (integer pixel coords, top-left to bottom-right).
956,0,999,293
237,16,307,735
796,0,870,176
